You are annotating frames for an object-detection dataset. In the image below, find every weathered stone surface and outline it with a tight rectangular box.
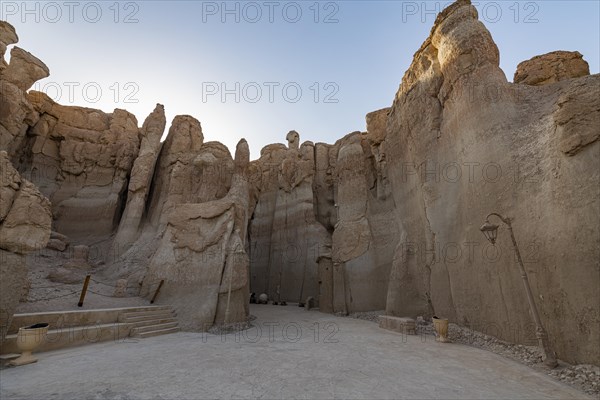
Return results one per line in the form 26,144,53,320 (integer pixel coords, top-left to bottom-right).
0,152,52,253
379,315,416,335
553,75,600,156
113,104,166,252
248,132,330,304
365,108,390,145
0,26,44,164
46,238,66,252
46,231,69,251
21,92,141,238
514,51,590,86
141,139,250,330
0,21,18,69
0,249,27,342
145,115,234,230
0,151,51,344
378,0,599,364
2,47,49,91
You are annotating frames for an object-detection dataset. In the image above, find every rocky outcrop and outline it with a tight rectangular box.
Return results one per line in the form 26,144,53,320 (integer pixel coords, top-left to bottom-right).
0,151,52,253
113,104,166,252
20,92,141,238
0,22,43,165
514,51,590,86
141,140,251,330
145,115,234,230
376,0,599,364
0,151,52,342
2,47,49,91
0,21,18,70
329,130,398,314
248,132,330,305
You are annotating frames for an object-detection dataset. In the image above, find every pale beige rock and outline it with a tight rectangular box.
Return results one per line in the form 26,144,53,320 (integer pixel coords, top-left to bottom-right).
365,108,390,145
141,139,251,331
46,231,69,251
0,151,51,344
0,152,52,254
145,115,220,229
22,93,141,238
0,80,40,163
0,21,18,69
113,104,166,253
0,249,27,342
46,238,67,252
514,51,590,86
378,0,599,365
248,133,330,304
2,47,49,91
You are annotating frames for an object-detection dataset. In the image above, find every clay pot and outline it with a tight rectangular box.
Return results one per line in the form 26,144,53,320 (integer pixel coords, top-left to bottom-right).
432,316,450,343
10,323,49,366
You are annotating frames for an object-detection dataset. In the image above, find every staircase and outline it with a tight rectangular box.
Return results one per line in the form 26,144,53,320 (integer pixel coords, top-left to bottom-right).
2,305,180,356
120,306,180,338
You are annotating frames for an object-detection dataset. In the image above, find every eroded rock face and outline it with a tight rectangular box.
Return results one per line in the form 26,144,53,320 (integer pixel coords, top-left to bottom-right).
248,132,330,305
0,151,51,343
514,51,590,86
20,92,140,238
141,140,251,330
0,151,52,254
2,47,49,91
145,115,234,230
377,0,599,364
113,104,166,252
0,22,44,166
0,21,18,69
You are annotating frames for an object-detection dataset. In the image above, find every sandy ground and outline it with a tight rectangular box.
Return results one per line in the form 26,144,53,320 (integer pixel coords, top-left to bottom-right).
0,305,590,400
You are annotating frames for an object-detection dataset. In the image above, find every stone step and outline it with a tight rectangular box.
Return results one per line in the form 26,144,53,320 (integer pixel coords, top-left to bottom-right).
129,317,177,328
120,311,175,323
8,306,173,335
135,326,180,339
132,322,179,335
379,315,416,335
1,323,131,354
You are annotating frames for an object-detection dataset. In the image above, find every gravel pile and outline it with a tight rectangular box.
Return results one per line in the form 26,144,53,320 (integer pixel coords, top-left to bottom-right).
548,364,600,395
345,310,383,323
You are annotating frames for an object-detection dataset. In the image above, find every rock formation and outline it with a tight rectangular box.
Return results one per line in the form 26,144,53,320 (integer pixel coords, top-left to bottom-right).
248,131,330,305
0,151,52,342
112,104,166,252
140,139,251,330
0,0,598,366
379,0,599,364
514,51,590,86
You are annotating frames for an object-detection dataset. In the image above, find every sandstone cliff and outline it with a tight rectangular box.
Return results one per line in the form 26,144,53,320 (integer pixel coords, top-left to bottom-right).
378,0,599,364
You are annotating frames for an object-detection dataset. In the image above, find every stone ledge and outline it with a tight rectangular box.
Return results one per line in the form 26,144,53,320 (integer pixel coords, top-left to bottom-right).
379,315,416,335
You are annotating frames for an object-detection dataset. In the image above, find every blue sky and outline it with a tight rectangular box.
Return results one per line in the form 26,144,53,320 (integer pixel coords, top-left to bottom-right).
3,1,599,159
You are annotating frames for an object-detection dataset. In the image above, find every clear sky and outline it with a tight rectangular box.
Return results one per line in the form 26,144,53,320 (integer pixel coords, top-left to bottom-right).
3,1,599,159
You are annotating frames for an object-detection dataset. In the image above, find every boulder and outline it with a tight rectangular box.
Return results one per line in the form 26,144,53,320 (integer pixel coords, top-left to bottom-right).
2,47,49,91
514,51,590,86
